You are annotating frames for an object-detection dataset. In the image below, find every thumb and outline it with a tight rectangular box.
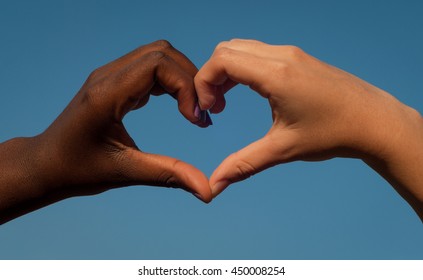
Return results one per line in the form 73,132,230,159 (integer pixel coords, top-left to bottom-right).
121,149,212,203
210,134,287,197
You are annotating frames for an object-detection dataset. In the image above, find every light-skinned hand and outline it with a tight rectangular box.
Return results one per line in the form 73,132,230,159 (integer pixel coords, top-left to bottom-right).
195,39,423,220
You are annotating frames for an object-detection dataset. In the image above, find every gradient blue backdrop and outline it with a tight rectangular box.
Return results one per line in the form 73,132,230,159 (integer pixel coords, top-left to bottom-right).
1,0,422,259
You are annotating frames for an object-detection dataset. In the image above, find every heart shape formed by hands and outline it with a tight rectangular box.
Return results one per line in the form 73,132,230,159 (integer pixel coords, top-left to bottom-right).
3,39,422,225
40,40,403,207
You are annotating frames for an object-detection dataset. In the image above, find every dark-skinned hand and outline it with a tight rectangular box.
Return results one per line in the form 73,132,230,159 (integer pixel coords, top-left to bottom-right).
0,40,212,224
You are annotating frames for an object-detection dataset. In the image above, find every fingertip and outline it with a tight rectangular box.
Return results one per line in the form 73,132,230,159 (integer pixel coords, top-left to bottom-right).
177,99,214,128
192,108,213,128
209,165,231,198
194,78,216,111
173,161,213,203
198,95,216,111
209,97,226,114
190,170,213,203
211,180,231,198
193,192,213,204
193,186,213,203
176,93,198,124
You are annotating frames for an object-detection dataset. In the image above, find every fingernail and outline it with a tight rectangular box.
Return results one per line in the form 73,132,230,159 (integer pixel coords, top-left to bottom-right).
212,180,230,197
200,110,213,126
205,111,213,126
195,103,213,127
200,110,207,123
194,104,201,120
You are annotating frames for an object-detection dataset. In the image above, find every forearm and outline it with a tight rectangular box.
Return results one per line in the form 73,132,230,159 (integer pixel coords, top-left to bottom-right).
0,136,67,224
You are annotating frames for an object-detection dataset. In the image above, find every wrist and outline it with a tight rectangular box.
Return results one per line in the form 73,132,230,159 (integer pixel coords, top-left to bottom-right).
0,134,81,224
0,136,54,223
362,95,423,165
343,87,419,162
357,91,423,219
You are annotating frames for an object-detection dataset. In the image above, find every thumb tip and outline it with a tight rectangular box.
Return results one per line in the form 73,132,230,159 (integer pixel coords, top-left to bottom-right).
211,180,231,198
193,192,213,204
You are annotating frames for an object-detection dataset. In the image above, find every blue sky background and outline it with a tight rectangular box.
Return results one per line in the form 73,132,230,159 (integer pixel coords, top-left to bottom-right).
1,0,422,259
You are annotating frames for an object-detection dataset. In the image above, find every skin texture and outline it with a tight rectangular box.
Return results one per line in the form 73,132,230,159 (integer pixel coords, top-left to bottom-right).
0,40,212,225
195,39,423,221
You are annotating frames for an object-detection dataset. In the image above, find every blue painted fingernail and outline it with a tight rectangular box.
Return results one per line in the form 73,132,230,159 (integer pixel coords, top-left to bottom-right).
200,110,207,123
205,111,213,126
195,103,213,127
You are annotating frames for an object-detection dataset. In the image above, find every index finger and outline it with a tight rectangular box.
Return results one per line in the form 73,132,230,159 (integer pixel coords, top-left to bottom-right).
195,45,272,112
103,40,199,78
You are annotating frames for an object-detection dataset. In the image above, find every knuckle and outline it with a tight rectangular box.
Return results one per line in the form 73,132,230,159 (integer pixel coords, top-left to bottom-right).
175,78,192,97
145,50,167,61
158,160,183,188
258,60,291,95
151,39,174,51
273,60,290,75
142,50,167,68
233,156,256,181
282,45,305,60
229,38,243,43
176,74,192,90
164,174,179,188
212,46,233,61
215,41,230,51
87,67,103,81
176,86,195,114
82,82,105,107
79,68,110,108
